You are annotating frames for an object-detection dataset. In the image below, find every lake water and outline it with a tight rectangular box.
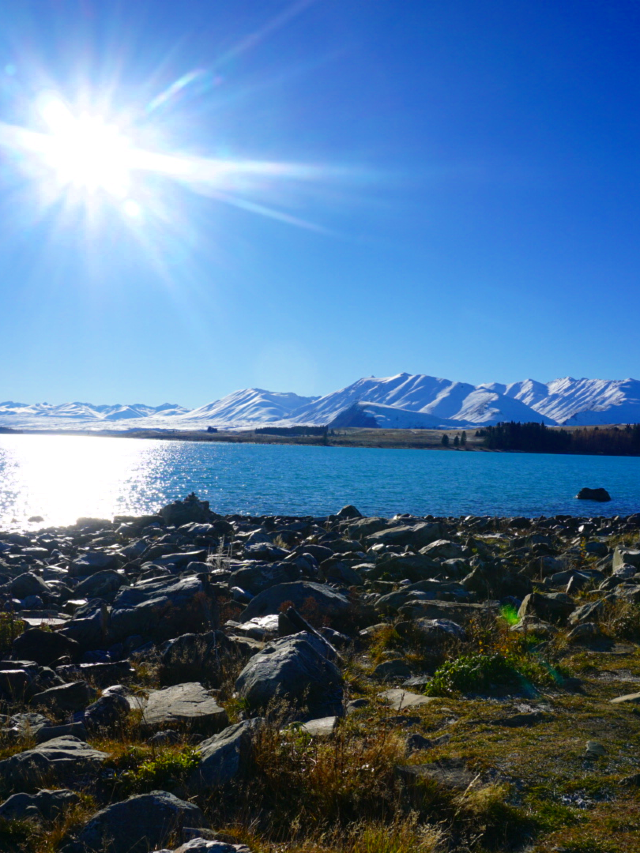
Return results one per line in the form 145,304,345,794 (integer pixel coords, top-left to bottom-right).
0,433,639,529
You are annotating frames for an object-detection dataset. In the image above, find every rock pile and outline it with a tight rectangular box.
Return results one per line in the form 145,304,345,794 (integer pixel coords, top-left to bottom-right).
0,493,639,851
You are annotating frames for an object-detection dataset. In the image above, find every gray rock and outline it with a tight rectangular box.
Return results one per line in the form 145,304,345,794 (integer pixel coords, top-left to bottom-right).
364,522,443,549
159,632,229,686
143,683,229,734
31,681,93,713
238,581,350,624
74,570,126,599
109,576,210,643
8,572,51,599
188,719,263,791
0,668,32,700
159,493,211,526
0,736,108,791
63,791,206,853
0,788,79,822
420,539,467,560
378,688,435,710
70,551,119,578
83,692,131,732
12,627,80,665
613,547,640,572
235,632,343,718
517,592,575,625
371,659,412,681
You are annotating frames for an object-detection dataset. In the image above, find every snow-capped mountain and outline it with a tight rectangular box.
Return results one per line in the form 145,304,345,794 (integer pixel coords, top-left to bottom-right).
288,374,556,426
483,377,640,424
1,373,640,432
180,389,317,425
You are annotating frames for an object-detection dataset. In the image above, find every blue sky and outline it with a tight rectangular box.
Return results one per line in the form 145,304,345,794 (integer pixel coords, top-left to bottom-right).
0,0,639,407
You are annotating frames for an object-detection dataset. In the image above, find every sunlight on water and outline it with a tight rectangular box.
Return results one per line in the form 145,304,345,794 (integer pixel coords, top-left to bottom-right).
0,433,639,530
0,434,171,527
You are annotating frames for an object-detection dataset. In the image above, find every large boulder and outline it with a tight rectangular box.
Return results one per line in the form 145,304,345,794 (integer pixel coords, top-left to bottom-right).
74,570,126,599
8,572,51,599
12,627,80,666
108,576,211,643
518,592,575,625
613,547,640,572
62,791,206,853
364,522,443,549
159,632,230,686
238,581,350,625
188,719,263,792
142,683,228,734
159,493,212,527
576,487,611,502
0,736,108,792
31,681,93,713
70,551,120,578
235,632,343,718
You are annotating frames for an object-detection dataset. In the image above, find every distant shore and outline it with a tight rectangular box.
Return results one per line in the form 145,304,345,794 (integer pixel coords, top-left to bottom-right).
2,422,638,455
1,425,486,450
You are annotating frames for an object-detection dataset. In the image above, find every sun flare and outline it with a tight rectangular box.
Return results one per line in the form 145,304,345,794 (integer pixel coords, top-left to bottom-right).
38,94,132,197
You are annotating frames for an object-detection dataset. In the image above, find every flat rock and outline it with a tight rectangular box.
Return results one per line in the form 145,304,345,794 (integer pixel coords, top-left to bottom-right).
143,683,229,733
0,735,108,792
299,716,339,736
188,719,263,791
378,688,436,710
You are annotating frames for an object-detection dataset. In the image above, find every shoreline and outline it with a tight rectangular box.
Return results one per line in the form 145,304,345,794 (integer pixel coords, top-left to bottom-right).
2,423,640,456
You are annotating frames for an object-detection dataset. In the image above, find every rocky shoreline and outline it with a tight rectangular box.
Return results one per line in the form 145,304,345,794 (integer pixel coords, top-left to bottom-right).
1,493,640,852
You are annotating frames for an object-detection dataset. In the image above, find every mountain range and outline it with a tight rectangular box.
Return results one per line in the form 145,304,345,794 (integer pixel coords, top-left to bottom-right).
1,373,640,431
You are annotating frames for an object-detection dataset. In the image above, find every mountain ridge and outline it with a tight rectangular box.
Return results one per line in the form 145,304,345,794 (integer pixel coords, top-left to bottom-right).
1,373,640,430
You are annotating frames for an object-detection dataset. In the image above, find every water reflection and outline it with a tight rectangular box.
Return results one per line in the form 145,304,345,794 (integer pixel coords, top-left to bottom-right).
0,434,170,527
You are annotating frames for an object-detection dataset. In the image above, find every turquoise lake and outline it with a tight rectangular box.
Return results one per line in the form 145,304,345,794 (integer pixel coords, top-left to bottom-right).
0,433,639,529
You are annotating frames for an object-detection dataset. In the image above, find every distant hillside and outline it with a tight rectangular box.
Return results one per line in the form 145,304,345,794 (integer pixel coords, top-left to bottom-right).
2,372,640,431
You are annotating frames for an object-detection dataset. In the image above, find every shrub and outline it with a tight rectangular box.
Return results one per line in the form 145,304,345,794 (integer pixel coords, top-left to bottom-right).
425,653,522,697
0,612,26,655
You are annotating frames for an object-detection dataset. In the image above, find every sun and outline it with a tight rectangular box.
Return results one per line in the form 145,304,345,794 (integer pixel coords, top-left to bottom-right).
38,94,133,198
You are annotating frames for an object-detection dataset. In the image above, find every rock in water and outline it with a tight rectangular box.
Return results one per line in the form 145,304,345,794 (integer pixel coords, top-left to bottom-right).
576,487,611,502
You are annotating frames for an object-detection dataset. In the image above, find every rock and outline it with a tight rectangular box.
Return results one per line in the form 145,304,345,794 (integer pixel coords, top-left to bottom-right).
378,689,436,710
173,840,252,853
396,618,466,643
109,576,211,643
0,668,32,700
83,692,131,732
568,600,603,626
0,788,79,822
63,791,206,853
612,547,640,572
397,600,498,623
56,661,135,688
364,522,443,549
585,740,606,758
159,493,212,527
235,633,343,718
567,622,601,643
396,757,479,791
517,592,574,625
238,581,351,625
74,570,126,599
299,716,339,737
12,627,80,665
371,659,412,681
8,572,51,599
32,681,93,713
188,719,263,791
576,487,611,502
420,539,467,560
70,551,120,578
336,504,362,519
143,683,229,734
159,632,230,686
0,736,108,791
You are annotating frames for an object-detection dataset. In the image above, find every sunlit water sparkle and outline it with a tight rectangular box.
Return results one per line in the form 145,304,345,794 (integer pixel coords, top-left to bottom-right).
1,433,639,530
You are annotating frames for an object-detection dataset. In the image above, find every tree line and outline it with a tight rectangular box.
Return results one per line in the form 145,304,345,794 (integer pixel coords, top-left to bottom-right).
477,421,640,456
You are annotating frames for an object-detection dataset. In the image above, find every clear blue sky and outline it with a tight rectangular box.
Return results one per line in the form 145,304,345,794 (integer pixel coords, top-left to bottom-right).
0,0,639,407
